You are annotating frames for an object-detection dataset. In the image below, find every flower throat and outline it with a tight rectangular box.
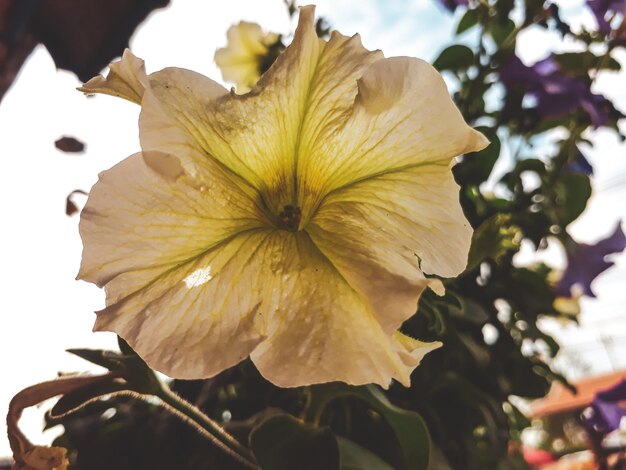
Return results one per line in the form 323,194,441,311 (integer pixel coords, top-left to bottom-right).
277,204,302,231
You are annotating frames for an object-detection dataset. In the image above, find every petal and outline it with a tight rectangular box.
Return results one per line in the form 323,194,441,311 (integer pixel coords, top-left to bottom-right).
214,21,279,93
139,5,383,224
78,49,147,104
78,151,266,291
94,229,272,379
138,66,233,179
392,332,442,372
95,229,438,386
308,162,472,332
224,22,276,56
138,6,320,220
292,29,384,220
213,62,257,94
297,56,488,220
250,231,438,388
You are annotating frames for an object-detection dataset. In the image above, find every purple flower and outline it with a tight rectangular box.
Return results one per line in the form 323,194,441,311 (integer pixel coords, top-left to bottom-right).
567,147,594,176
556,222,626,297
501,55,612,126
500,55,612,127
587,0,626,33
435,0,469,12
582,379,626,433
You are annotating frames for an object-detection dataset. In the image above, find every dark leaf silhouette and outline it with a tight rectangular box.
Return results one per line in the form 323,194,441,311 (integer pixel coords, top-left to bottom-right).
66,189,87,216
55,136,85,153
0,0,169,103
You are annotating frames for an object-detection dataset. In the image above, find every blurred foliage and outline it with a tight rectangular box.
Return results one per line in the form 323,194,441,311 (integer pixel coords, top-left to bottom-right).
35,0,626,469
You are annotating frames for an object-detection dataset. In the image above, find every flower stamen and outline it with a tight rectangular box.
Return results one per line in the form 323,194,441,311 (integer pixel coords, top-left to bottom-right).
277,204,302,231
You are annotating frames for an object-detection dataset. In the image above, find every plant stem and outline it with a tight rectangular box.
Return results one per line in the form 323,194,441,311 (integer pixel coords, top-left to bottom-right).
155,385,259,469
303,386,337,427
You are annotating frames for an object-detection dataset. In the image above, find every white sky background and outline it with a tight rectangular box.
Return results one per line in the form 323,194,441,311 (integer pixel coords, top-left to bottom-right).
0,0,624,457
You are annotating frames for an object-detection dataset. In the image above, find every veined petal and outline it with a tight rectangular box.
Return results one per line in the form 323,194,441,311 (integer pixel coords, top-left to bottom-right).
138,6,322,221
308,162,472,332
95,229,437,386
292,29,384,222
249,232,436,388
297,56,488,219
139,6,384,224
138,67,232,178
95,230,272,378
78,49,147,104
77,151,266,291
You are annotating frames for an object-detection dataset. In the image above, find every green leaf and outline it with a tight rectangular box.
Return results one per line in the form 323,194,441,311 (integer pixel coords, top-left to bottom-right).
337,437,394,470
553,173,591,226
66,348,124,371
441,374,508,449
496,0,516,19
504,402,531,433
500,158,546,191
351,386,431,470
456,9,478,34
306,384,432,470
70,342,163,396
433,45,474,71
448,296,489,325
427,445,452,470
532,115,572,134
457,331,490,365
523,323,560,357
454,129,500,185
489,19,516,46
250,414,340,470
515,158,546,174
419,291,448,334
554,51,621,76
509,267,558,318
466,214,520,271
116,337,163,394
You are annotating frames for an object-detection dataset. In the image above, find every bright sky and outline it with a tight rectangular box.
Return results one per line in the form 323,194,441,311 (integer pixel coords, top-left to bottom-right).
0,0,624,458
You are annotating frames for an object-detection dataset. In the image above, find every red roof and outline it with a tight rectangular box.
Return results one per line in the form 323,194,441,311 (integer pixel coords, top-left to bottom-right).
530,370,626,418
